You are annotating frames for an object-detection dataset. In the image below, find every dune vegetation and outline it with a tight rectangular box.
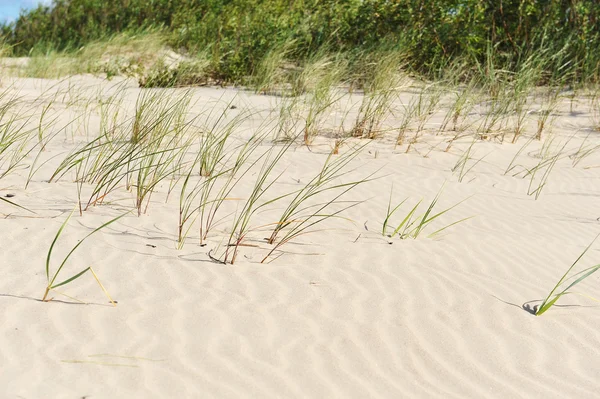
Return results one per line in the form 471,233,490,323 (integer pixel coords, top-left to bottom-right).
2,2,600,398
0,0,598,313
1,0,599,85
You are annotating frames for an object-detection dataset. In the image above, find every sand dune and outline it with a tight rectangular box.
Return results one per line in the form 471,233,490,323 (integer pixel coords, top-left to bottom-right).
1,75,600,398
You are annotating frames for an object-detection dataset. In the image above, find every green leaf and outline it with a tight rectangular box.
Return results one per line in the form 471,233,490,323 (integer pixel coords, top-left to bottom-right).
0,196,35,214
536,234,600,316
46,208,75,282
47,209,130,288
50,267,91,289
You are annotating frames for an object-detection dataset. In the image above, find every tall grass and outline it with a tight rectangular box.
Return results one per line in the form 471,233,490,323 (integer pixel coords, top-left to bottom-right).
22,30,166,80
508,54,542,143
404,83,443,153
221,140,294,264
0,87,39,207
451,138,489,183
259,142,368,250
177,103,252,248
570,132,600,168
533,88,561,141
439,75,479,137
298,53,347,145
272,50,347,145
503,133,570,200
197,131,267,246
352,51,406,139
261,150,371,263
50,89,195,214
43,208,129,304
252,40,295,95
526,139,568,200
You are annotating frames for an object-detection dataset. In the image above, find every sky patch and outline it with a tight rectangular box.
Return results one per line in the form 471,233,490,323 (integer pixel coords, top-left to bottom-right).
1,0,51,23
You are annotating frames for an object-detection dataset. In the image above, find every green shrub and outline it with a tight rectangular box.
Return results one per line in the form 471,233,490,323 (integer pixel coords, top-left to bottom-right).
2,0,600,84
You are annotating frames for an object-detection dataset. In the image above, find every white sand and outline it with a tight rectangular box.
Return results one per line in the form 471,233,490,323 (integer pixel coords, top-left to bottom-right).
1,75,600,398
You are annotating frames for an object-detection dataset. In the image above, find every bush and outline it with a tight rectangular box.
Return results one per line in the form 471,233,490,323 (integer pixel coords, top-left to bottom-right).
2,0,600,84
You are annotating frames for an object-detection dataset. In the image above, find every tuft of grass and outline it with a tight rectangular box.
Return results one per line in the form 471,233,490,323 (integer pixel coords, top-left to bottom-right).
177,102,251,248
396,95,418,146
252,40,296,95
197,130,267,246
509,54,541,143
570,132,600,168
504,136,535,176
383,184,471,240
43,208,129,305
274,51,347,145
0,87,41,210
261,144,371,263
535,234,600,316
438,75,479,137
222,140,295,264
525,136,570,200
49,88,195,215
299,53,347,145
534,88,561,141
352,50,406,139
405,83,443,153
504,134,570,199
451,137,489,183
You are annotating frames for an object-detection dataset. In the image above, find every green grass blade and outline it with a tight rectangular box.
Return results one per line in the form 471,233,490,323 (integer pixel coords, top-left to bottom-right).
392,200,421,238
48,210,130,288
536,265,600,316
383,186,407,236
50,267,91,289
46,208,75,282
536,234,600,315
0,196,35,213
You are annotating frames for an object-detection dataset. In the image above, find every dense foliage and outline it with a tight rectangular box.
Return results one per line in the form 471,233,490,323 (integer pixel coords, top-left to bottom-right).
2,0,600,82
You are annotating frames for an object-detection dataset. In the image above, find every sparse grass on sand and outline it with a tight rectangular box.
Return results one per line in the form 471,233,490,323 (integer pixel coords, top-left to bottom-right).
0,37,598,320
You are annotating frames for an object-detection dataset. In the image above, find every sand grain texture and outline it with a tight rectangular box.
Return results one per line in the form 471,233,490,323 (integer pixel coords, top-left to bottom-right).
1,76,600,398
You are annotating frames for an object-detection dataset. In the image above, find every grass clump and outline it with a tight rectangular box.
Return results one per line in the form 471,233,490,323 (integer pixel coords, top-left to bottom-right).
220,140,294,264
383,184,471,240
404,83,443,152
525,140,568,200
49,89,194,215
252,41,296,95
451,138,489,183
177,103,253,249
352,51,406,139
299,53,347,145
0,88,40,210
274,50,347,144
570,132,600,168
535,234,600,316
43,208,129,305
261,144,371,263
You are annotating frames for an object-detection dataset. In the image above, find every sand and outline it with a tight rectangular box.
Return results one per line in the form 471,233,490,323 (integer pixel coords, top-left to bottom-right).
1,75,600,398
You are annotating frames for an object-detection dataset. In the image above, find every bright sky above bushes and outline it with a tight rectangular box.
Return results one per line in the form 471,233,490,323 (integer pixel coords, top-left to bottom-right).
0,0,51,23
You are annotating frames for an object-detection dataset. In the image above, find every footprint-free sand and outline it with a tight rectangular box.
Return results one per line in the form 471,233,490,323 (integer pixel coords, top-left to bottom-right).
1,75,600,398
